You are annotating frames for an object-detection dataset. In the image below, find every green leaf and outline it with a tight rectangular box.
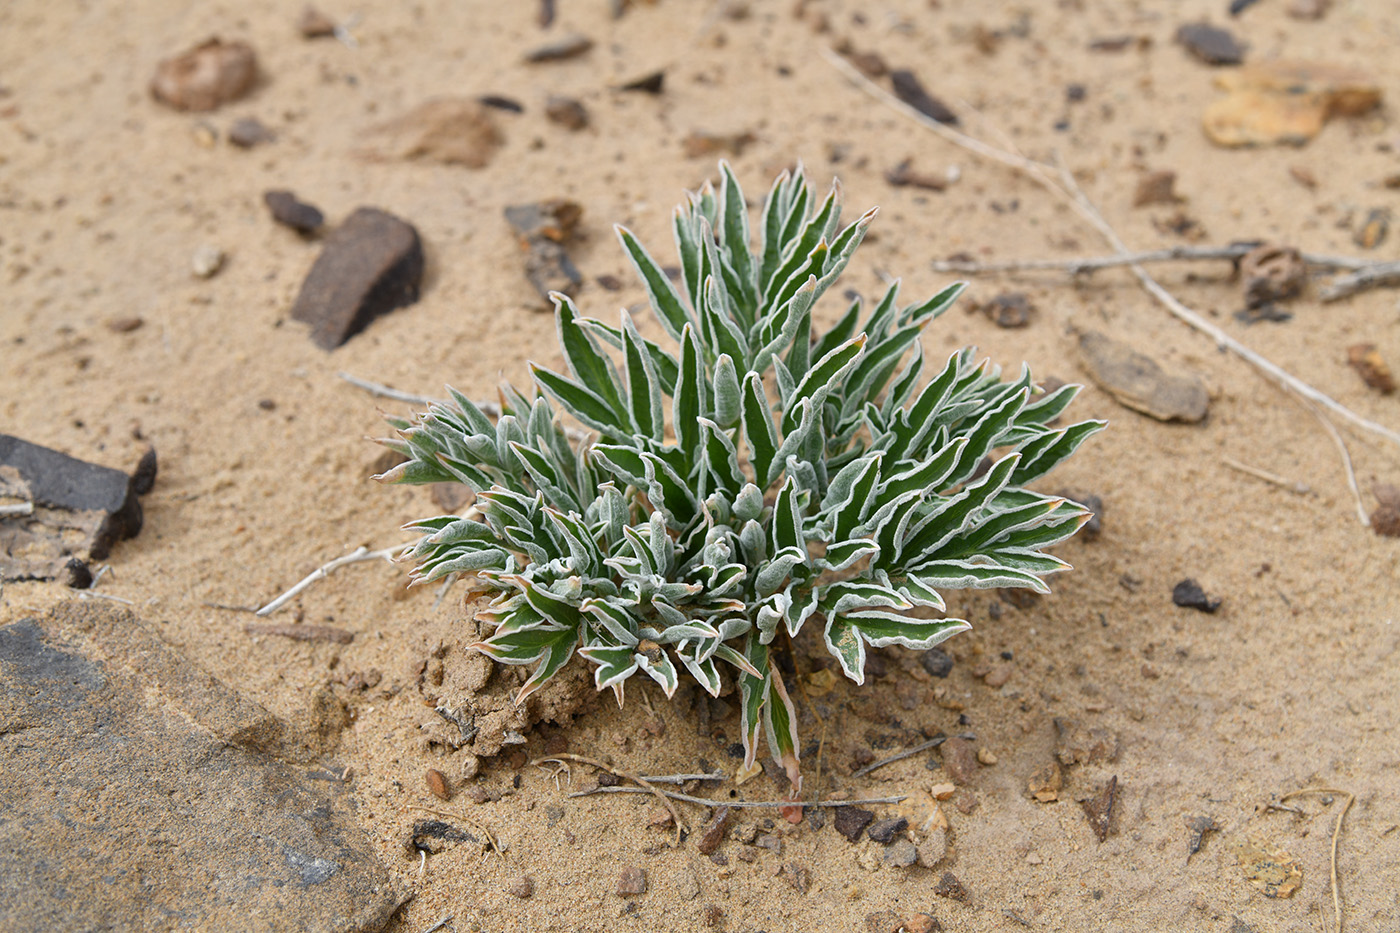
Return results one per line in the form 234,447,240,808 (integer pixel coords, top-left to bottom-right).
673,324,705,467
531,365,624,437
897,281,966,327
719,160,759,318
616,224,693,341
554,293,626,420
621,311,664,442
741,373,779,489
781,334,866,436
713,354,742,428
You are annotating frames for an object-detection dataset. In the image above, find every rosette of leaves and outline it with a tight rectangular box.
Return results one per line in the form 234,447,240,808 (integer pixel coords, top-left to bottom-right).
378,163,1103,805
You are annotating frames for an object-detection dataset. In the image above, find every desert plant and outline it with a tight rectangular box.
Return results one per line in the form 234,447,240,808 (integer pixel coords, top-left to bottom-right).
377,163,1103,809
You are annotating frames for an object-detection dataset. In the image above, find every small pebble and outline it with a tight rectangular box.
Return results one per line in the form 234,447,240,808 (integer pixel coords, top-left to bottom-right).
882,838,918,868
545,95,589,131
976,748,997,766
425,768,451,801
921,648,954,678
939,736,978,784
228,117,274,148
191,244,225,279
867,817,908,845
616,866,647,897
781,862,811,894
507,875,534,899
264,189,325,234
525,34,593,63
298,5,337,37
833,806,875,843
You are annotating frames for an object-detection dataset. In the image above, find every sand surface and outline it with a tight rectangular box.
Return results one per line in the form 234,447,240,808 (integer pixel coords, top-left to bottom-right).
2,1,1398,930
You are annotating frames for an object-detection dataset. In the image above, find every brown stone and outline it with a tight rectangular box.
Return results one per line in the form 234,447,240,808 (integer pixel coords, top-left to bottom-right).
1078,330,1209,423
425,768,451,801
1028,761,1063,803
545,96,589,131
616,866,647,896
363,97,503,168
150,38,257,112
1205,60,1381,147
939,736,979,784
1346,343,1395,393
1133,170,1180,207
290,207,423,349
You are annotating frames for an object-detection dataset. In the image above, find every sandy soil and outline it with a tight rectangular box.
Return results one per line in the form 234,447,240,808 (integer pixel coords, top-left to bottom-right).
2,1,1398,931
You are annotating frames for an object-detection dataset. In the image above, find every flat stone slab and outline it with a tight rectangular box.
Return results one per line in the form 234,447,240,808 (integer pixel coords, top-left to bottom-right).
0,602,398,933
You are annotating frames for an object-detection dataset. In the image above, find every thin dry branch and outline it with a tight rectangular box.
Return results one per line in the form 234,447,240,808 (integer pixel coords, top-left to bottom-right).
532,753,686,846
931,245,1372,276
1320,260,1400,301
852,732,977,777
1279,788,1354,933
568,784,908,809
256,544,400,616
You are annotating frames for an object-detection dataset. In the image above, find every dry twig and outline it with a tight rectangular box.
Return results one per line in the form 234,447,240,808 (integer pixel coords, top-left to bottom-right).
569,784,908,809
532,753,686,846
1320,260,1400,302
1221,457,1311,495
852,732,976,777
932,245,1372,276
1279,788,1354,933
256,544,400,616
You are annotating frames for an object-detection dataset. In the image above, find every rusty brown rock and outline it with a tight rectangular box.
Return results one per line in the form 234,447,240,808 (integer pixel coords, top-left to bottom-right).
545,95,589,131
297,6,337,37
150,39,257,112
1347,343,1395,393
1079,775,1118,842
425,768,452,801
616,866,647,896
939,736,979,784
1204,60,1382,147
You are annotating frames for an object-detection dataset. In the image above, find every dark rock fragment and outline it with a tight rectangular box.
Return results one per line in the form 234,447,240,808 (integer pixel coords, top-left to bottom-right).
1132,170,1179,207
921,648,954,678
0,435,148,580
1176,23,1246,65
885,159,947,191
1079,775,1118,842
545,95,589,130
130,446,158,496
150,38,257,112
408,819,477,854
975,291,1033,328
62,557,93,589
1172,578,1222,613
1370,483,1400,537
264,190,325,234
290,207,423,349
1240,244,1305,309
524,34,593,63
228,116,274,148
298,6,337,38
504,199,584,305
619,70,665,94
833,805,875,842
889,70,958,124
934,871,970,903
479,95,524,113
1186,815,1220,859
697,806,733,855
867,817,908,844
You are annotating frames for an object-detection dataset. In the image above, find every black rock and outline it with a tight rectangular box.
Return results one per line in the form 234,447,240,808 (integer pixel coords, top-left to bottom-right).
264,190,326,235
867,817,908,844
290,207,423,349
833,805,875,843
62,558,93,590
619,70,665,94
1175,22,1245,65
479,94,524,113
0,435,146,578
921,648,954,678
1172,578,1222,613
889,69,958,124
